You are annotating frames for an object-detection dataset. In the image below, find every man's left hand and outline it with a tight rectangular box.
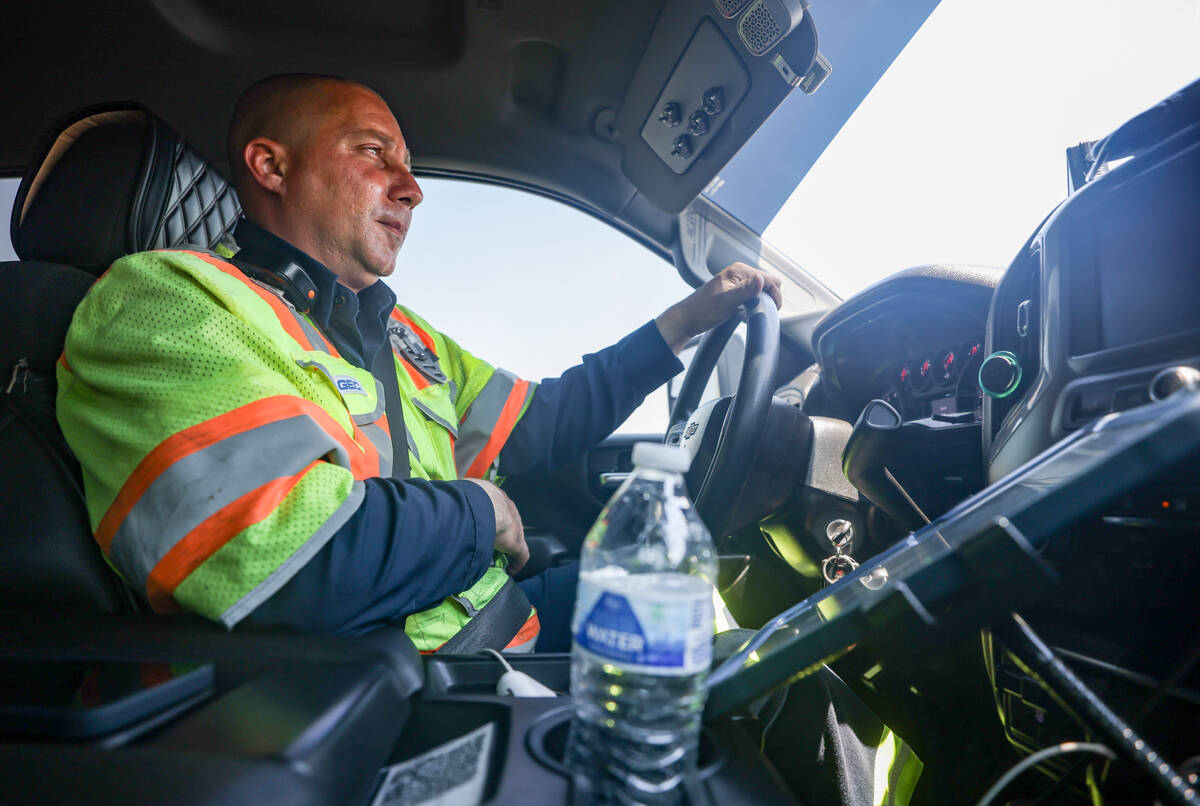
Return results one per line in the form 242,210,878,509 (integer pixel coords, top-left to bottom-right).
655,262,783,354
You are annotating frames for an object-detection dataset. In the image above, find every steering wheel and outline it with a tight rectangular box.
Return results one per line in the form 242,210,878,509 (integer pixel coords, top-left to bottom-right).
665,292,779,538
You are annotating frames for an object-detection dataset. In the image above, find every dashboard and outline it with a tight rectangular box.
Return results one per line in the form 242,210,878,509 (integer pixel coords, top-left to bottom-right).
804,115,1199,532
809,267,999,427
807,267,1001,526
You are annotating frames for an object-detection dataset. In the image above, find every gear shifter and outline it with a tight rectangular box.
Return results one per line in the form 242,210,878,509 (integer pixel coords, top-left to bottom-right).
841,399,929,531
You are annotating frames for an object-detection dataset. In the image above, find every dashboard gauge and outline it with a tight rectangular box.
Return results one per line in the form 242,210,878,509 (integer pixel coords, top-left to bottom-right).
897,364,913,388
964,341,984,361
913,356,933,390
934,349,957,385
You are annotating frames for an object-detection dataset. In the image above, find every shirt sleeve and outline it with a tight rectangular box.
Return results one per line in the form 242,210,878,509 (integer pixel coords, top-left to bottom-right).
497,319,683,476
238,476,497,636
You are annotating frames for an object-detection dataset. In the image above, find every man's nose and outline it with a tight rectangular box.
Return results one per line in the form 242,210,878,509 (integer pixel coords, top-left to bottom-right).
391,168,423,209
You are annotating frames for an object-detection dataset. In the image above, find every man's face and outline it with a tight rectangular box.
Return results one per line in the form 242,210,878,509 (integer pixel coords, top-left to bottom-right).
282,84,423,291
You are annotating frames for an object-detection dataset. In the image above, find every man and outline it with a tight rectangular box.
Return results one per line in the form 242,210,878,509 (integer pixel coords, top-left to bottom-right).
56,74,782,653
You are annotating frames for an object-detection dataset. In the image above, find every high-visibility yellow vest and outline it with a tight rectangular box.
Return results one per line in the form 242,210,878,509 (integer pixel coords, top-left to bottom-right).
57,249,538,651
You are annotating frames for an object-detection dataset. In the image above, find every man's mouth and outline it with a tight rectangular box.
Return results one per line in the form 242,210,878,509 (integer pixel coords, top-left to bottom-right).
378,219,408,239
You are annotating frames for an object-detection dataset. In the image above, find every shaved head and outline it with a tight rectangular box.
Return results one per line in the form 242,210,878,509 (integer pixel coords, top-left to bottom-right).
225,73,422,291
227,73,375,190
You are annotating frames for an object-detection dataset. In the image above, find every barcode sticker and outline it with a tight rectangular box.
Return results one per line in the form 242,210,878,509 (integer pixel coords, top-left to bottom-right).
370,722,495,806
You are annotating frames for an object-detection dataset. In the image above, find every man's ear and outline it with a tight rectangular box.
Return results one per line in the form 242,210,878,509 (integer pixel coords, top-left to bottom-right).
243,138,288,197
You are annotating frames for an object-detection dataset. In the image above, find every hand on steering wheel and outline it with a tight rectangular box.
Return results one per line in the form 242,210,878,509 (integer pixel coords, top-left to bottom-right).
665,290,780,539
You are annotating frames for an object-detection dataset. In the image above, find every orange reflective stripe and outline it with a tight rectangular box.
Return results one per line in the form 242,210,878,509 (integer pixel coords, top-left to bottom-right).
398,356,430,390
144,460,319,613
464,379,530,477
171,250,316,352
505,611,541,650
96,396,378,553
388,309,435,390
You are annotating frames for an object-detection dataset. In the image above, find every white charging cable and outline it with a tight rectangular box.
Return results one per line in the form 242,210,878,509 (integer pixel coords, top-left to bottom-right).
480,649,558,697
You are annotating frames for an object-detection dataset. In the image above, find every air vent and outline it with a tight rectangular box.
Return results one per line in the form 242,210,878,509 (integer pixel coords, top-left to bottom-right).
713,0,751,18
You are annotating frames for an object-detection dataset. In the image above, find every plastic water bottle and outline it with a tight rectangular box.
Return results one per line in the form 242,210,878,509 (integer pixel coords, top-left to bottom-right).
565,443,717,805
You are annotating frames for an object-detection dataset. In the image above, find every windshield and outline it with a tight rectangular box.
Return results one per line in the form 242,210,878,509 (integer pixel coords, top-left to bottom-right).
706,0,1200,299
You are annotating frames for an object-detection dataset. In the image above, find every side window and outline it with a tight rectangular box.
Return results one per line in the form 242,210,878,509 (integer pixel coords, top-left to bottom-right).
384,178,688,434
0,177,19,261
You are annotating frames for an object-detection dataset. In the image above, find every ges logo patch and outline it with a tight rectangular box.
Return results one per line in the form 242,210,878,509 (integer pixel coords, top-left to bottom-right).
334,376,366,395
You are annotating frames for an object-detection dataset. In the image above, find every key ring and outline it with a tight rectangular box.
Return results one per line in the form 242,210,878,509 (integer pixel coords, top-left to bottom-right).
822,554,859,585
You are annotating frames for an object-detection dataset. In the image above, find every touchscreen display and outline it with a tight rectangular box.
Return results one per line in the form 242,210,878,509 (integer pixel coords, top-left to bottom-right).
1078,157,1200,354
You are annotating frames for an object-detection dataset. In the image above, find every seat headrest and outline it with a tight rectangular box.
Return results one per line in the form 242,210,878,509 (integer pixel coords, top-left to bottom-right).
10,103,242,275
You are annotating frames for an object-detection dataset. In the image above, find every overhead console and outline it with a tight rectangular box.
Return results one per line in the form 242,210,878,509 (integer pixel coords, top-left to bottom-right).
985,105,1200,482
617,0,825,212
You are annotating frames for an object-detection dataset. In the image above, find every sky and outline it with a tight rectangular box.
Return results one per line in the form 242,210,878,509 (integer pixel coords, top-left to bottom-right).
759,0,1200,297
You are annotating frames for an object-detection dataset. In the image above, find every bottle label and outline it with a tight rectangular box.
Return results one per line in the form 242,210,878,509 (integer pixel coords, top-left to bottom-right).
573,574,714,675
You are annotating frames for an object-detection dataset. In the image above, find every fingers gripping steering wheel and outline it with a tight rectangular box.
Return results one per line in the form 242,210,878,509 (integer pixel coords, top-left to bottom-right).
665,292,779,539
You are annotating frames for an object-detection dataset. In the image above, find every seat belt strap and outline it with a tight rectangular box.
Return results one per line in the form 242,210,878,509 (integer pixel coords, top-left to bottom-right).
370,342,411,480
438,577,532,654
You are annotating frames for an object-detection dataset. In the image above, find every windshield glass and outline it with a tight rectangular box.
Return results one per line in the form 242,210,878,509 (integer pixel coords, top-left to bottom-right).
706,0,1200,299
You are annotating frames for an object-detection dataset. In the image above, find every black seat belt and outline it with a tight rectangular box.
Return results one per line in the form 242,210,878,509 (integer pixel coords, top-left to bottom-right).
438,577,532,654
370,343,411,479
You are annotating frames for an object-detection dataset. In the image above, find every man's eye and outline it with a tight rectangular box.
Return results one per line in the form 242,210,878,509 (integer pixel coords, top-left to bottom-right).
363,145,384,157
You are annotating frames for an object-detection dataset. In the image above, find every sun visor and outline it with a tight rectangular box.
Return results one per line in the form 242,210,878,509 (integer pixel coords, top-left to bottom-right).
616,0,822,214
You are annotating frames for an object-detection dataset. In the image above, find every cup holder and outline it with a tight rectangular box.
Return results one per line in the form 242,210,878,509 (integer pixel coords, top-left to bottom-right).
526,706,727,779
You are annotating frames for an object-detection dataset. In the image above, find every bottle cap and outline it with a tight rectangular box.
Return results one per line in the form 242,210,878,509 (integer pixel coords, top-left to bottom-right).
631,442,692,473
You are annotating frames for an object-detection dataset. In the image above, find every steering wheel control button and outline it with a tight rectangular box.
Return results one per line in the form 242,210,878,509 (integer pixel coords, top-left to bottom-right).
1150,366,1200,401
686,110,710,136
657,103,681,127
701,86,725,115
670,135,693,159
979,351,1022,398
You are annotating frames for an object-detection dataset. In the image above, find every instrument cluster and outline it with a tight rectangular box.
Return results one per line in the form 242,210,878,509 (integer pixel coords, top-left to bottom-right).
874,339,986,421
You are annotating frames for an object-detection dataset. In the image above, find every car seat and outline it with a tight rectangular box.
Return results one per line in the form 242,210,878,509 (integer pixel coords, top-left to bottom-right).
1,103,242,613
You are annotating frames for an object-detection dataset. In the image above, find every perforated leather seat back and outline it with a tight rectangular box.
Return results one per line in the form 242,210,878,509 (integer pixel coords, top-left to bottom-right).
1,104,242,613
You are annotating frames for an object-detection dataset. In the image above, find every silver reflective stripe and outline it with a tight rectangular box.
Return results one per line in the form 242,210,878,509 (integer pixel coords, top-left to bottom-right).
360,421,393,478
455,368,519,477
413,397,459,438
108,415,346,592
451,594,480,618
351,377,388,424
295,313,330,354
885,737,919,806
503,638,537,654
220,480,366,627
